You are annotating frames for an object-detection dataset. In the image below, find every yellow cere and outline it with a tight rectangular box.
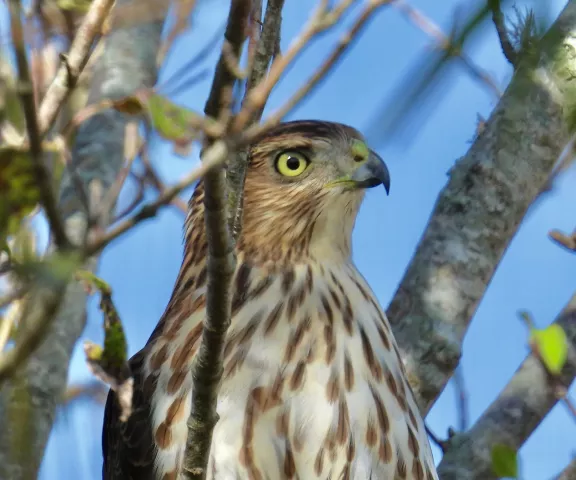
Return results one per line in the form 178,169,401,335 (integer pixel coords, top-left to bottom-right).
351,139,369,163
275,151,310,177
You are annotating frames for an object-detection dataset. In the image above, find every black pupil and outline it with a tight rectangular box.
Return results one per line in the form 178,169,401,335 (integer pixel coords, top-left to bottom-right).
286,156,301,170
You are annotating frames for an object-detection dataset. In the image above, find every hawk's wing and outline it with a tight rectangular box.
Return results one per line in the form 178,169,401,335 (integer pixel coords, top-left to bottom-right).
102,349,156,480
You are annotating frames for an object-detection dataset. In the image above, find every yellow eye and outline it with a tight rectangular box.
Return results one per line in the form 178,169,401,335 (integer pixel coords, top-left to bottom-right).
275,151,310,177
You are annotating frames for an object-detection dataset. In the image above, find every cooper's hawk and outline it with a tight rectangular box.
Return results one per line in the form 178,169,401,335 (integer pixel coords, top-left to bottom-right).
103,120,438,480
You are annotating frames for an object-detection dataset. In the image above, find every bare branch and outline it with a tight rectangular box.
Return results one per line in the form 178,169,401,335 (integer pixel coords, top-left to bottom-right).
393,1,502,98
232,0,358,133
556,457,576,480
182,0,251,475
0,288,25,310
549,228,576,253
243,0,285,119
157,0,198,66
488,0,517,66
141,150,188,214
0,297,22,352
425,425,449,453
453,365,469,432
37,0,116,134
62,381,108,405
387,0,576,415
227,0,286,242
559,387,576,421
94,120,141,226
8,0,69,249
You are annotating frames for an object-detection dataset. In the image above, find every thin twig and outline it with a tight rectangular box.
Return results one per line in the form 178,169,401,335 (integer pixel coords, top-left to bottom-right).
549,229,576,253
159,23,225,96
425,424,448,453
488,0,517,66
243,0,285,115
393,0,502,98
62,381,108,405
8,0,70,249
37,0,116,134
453,365,469,431
555,457,576,480
557,386,576,423
248,0,391,137
156,0,198,66
141,151,188,214
0,299,21,352
0,287,25,310
232,0,357,133
227,0,285,241
85,140,229,257
243,0,264,91
94,121,142,226
111,173,146,221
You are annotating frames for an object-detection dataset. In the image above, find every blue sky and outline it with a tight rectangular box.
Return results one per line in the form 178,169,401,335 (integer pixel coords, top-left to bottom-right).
31,0,576,478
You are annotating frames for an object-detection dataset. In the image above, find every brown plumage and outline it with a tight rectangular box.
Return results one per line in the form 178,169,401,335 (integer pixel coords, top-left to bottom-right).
102,120,438,479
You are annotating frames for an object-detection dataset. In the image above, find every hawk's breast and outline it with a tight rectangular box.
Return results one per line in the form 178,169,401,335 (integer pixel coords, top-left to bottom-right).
147,261,437,480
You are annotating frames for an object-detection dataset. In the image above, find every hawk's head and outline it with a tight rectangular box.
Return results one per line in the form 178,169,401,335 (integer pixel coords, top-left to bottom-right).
238,120,390,264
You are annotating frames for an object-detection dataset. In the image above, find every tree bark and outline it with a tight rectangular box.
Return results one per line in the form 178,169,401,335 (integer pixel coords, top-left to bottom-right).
388,0,576,416
0,3,165,478
557,458,576,480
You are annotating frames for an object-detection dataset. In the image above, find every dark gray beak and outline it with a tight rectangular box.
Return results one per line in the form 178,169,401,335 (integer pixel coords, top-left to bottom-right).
349,150,390,195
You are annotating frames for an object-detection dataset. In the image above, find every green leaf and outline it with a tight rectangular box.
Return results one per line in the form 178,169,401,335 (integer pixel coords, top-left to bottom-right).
529,324,568,375
146,93,203,147
491,443,518,478
78,272,128,374
111,91,211,154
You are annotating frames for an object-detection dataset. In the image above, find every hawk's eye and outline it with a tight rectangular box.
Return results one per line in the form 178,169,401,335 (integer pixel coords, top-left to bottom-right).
275,151,310,177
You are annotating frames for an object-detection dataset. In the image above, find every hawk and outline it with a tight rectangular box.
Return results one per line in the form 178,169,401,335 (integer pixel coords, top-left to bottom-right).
102,120,438,480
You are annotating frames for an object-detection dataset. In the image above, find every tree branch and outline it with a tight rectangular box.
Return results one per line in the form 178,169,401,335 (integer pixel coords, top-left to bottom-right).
227,0,285,242
488,0,518,66
232,0,358,133
437,294,576,479
8,0,69,249
37,0,116,134
556,457,576,480
387,0,576,415
181,0,251,477
0,0,165,476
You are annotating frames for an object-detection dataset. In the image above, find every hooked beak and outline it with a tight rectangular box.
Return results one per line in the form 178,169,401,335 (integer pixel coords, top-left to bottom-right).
325,150,390,195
